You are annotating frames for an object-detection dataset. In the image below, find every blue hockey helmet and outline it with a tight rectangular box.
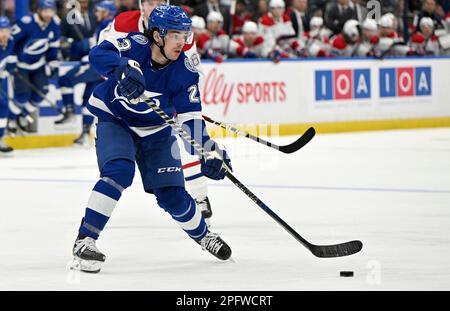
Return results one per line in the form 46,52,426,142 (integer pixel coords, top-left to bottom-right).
38,0,56,9
148,5,192,38
96,1,117,16
0,16,11,29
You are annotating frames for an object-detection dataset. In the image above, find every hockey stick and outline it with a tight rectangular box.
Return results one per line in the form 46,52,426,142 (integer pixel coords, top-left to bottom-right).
14,71,63,115
202,114,316,154
141,95,363,258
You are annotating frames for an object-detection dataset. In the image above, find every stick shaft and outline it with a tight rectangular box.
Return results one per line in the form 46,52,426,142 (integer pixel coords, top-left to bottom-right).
202,114,276,149
141,95,312,249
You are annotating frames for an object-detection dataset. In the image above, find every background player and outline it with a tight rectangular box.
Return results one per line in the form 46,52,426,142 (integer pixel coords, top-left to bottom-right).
56,1,117,146
0,16,16,154
11,0,60,132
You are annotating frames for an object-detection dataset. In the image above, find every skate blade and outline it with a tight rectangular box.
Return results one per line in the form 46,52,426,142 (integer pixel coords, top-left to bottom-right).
69,257,102,273
0,151,14,157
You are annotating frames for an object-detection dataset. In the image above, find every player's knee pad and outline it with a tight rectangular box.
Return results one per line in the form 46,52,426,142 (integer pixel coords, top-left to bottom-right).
154,186,193,215
100,159,135,189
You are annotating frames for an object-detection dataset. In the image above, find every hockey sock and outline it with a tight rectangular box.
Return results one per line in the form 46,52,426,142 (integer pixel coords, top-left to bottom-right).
155,186,208,241
182,160,208,201
79,160,134,239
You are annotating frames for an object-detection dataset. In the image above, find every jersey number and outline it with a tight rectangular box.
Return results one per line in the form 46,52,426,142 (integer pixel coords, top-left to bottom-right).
188,85,200,103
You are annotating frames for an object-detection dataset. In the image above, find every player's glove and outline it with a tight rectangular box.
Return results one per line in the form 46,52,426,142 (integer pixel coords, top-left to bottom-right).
45,60,60,80
201,143,232,180
114,58,146,103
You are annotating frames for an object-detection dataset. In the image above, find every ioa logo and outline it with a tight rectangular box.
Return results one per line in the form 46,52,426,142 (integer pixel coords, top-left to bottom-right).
379,67,431,97
157,167,182,174
315,66,432,101
315,69,371,101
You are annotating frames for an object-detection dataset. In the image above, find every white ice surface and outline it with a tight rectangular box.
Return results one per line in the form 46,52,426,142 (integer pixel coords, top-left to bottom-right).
1,128,450,290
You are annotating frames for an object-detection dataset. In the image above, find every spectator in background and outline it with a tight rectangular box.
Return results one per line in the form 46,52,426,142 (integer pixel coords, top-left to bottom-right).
231,0,253,34
309,0,328,17
290,0,311,38
325,0,358,35
194,0,231,33
350,0,367,23
414,0,444,30
252,0,269,22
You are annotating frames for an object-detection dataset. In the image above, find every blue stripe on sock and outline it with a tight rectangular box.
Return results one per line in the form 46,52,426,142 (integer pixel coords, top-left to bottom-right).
185,221,208,241
171,199,196,223
93,179,122,201
185,173,204,181
79,208,110,239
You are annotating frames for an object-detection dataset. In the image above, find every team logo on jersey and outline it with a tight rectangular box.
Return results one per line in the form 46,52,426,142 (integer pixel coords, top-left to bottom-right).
21,16,32,24
184,58,198,73
117,39,131,51
131,34,148,45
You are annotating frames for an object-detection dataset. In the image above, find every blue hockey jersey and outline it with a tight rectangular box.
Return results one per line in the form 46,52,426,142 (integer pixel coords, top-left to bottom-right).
11,14,61,70
88,32,205,142
0,37,16,79
95,19,113,43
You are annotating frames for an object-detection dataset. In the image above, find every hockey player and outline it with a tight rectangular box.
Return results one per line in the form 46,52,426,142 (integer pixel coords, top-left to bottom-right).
11,0,60,126
0,16,15,154
409,17,441,56
330,19,360,57
304,16,332,57
231,21,268,58
354,18,379,57
377,13,410,57
258,0,295,56
56,1,117,146
70,5,232,273
100,0,215,225
196,11,237,62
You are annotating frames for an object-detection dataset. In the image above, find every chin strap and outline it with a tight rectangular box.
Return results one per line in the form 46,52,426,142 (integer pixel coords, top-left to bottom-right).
155,37,171,62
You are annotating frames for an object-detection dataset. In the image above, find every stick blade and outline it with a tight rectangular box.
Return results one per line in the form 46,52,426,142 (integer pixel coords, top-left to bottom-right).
310,240,363,258
278,127,316,154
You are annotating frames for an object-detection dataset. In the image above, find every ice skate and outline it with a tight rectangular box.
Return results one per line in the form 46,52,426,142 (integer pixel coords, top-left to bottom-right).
197,231,232,261
0,140,13,154
70,236,106,273
196,197,212,227
54,106,75,125
73,132,91,146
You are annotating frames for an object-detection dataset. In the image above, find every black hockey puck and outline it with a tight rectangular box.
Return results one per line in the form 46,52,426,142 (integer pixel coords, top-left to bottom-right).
340,271,354,277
